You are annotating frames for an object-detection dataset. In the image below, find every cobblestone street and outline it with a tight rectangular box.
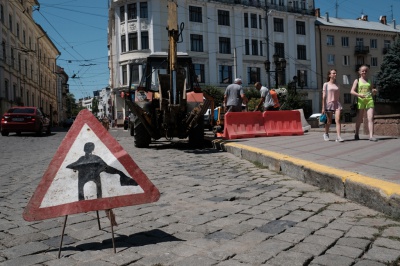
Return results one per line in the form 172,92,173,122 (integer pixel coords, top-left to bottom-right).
0,129,399,265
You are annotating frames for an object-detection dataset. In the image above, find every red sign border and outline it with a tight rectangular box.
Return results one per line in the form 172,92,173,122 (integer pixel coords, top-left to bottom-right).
23,109,160,221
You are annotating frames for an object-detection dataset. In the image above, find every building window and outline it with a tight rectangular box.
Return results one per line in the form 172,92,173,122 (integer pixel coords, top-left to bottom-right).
248,67,260,85
327,35,334,46
356,37,364,47
120,6,125,22
341,37,349,47
259,15,262,29
0,4,4,23
128,3,137,20
274,18,284,32
16,23,20,39
128,33,137,51
131,65,140,84
9,14,12,32
344,93,351,104
370,39,377,49
244,13,248,28
193,64,205,83
328,54,335,65
2,41,5,61
297,70,308,87
297,45,306,60
189,6,202,22
121,35,126,53
24,59,27,75
4,79,9,100
140,2,148,19
219,37,231,54
278,0,284,6
245,39,249,55
371,57,378,67
296,21,305,35
384,40,391,49
122,65,127,85
23,30,26,45
141,32,149,49
260,41,263,56
251,40,258,55
219,65,232,84
274,42,284,58
343,55,350,66
190,34,203,52
251,14,257,28
218,10,230,26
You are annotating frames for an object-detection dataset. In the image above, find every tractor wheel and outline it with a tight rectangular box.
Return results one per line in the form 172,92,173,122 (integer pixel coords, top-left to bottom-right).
130,121,134,136
188,116,204,149
1,131,9,136
134,117,151,148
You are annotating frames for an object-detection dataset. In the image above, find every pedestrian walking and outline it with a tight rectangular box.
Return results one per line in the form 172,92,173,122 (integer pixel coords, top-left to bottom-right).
223,78,248,113
350,65,378,141
254,82,274,112
321,69,344,142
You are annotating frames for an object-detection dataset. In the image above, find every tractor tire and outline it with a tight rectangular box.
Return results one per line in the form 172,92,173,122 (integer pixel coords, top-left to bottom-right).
188,116,204,149
1,131,9,136
133,117,151,148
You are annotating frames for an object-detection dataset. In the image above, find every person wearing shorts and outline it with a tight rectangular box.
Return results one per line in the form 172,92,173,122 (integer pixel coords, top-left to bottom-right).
350,65,378,141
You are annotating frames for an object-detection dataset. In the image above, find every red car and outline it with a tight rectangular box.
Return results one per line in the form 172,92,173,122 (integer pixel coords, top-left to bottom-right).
1,107,51,136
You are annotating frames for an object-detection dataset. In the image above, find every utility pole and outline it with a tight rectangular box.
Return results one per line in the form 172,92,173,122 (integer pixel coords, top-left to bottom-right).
264,3,271,88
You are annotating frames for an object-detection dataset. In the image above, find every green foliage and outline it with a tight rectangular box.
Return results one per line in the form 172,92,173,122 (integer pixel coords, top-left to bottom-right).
279,90,312,118
202,86,225,107
92,97,99,116
247,98,259,111
243,87,260,100
376,38,400,102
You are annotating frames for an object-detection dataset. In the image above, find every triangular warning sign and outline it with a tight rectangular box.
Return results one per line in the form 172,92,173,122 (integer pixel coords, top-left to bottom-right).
23,109,160,221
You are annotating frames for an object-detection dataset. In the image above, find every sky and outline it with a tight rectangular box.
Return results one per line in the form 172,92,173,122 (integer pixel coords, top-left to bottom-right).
33,0,400,100
33,0,109,100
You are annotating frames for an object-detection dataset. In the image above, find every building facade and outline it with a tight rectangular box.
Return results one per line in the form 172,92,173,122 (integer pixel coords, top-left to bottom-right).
315,10,400,121
0,0,61,124
108,0,319,124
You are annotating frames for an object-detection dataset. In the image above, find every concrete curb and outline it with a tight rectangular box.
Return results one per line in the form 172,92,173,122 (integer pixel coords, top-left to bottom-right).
213,139,400,219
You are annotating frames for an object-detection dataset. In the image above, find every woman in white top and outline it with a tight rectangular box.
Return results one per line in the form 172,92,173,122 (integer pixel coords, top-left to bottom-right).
321,69,343,142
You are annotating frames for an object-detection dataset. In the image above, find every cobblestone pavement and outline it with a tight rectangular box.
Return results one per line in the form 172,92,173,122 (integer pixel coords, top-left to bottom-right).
0,128,399,265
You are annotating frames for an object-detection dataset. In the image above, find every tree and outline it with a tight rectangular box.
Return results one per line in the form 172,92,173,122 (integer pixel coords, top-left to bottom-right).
376,38,400,102
92,97,99,117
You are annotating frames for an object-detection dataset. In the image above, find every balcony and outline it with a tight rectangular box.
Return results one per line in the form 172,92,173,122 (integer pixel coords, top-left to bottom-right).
354,45,369,55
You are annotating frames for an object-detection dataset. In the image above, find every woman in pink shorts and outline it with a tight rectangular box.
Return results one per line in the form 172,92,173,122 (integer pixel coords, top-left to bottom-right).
321,69,343,142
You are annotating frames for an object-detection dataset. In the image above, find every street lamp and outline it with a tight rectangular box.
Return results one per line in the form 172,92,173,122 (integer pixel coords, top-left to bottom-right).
264,53,286,90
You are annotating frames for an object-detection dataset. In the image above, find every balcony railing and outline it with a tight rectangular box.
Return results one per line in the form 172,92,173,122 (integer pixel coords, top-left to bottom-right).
354,46,369,55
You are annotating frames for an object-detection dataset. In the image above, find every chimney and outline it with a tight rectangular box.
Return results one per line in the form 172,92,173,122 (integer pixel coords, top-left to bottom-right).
325,12,329,22
315,8,320,18
361,15,368,21
379,16,387,25
394,19,397,29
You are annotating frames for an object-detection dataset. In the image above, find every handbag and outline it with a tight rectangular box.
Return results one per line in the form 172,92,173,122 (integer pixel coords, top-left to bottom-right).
319,113,327,126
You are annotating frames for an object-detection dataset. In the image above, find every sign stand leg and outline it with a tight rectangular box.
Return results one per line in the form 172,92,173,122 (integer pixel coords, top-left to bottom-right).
58,215,68,259
110,217,116,253
96,211,101,230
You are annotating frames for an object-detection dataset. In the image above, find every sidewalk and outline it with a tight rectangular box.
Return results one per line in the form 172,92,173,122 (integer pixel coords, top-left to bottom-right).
213,131,400,219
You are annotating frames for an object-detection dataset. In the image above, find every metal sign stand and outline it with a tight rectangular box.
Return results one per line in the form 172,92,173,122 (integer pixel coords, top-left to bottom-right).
57,210,116,259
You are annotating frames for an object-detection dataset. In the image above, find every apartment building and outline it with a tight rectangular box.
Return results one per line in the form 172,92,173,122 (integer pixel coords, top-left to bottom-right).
108,0,319,123
0,0,61,124
315,10,400,121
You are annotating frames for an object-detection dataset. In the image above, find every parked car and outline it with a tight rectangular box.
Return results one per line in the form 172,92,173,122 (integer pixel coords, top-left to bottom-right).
63,117,74,128
1,107,51,136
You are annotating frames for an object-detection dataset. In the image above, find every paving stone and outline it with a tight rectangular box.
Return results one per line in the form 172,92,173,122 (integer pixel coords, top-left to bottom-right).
311,253,354,266
352,260,386,266
373,237,400,250
290,242,328,256
336,237,371,250
302,235,337,247
257,220,297,234
381,226,400,238
314,228,345,239
266,251,314,266
326,244,364,259
280,210,314,222
345,226,379,239
363,246,400,263
1,254,51,266
1,242,50,259
174,255,218,266
273,232,307,243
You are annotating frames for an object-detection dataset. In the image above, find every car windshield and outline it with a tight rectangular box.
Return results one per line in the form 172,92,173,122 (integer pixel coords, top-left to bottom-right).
9,108,35,114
